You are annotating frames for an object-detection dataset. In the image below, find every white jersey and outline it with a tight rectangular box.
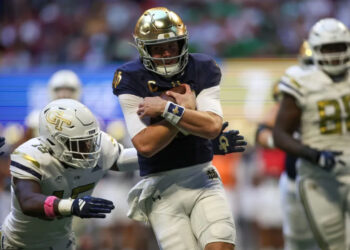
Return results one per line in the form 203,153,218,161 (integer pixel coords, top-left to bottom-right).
279,66,350,155
2,131,121,249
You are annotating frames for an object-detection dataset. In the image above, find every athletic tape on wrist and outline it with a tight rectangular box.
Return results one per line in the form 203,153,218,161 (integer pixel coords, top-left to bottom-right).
175,125,189,136
58,199,74,216
161,101,185,125
44,196,58,218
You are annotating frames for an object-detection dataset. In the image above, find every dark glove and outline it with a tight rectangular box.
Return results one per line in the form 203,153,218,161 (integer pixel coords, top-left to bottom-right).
212,122,247,155
72,196,115,218
314,150,344,171
303,146,345,172
0,137,5,156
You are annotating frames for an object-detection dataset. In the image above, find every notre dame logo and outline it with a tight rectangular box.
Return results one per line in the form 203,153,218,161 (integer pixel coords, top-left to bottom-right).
207,169,219,180
46,110,72,131
147,80,158,92
171,105,180,115
113,71,122,89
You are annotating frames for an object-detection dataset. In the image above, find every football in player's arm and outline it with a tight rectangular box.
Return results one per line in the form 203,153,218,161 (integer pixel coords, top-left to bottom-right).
113,7,246,250
0,97,243,250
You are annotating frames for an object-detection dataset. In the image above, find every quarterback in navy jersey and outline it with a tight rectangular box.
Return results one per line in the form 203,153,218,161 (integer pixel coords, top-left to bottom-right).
114,53,221,176
113,7,242,250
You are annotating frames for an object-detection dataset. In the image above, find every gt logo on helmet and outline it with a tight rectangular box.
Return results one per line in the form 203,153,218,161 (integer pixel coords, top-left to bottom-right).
46,110,72,131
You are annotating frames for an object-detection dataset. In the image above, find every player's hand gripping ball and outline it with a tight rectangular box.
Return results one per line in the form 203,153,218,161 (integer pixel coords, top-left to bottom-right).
160,84,187,103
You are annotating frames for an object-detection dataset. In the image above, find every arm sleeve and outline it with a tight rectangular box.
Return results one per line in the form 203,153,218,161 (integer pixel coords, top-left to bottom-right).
118,94,148,138
100,132,139,172
116,147,139,172
196,85,223,117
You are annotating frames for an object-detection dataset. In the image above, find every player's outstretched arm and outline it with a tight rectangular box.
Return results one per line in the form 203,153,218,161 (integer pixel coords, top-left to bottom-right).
212,122,247,155
110,147,139,171
14,177,114,219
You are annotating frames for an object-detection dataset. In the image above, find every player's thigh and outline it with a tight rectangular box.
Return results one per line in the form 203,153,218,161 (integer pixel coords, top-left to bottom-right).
190,186,236,249
52,234,76,250
279,173,314,240
0,234,76,250
298,177,345,250
146,198,199,250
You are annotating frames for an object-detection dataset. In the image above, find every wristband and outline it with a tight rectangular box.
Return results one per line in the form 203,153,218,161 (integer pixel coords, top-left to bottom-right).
44,196,58,218
175,125,189,136
161,101,185,126
58,198,74,216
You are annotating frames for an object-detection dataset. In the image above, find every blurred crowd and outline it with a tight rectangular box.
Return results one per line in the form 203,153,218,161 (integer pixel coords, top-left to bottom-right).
1,0,350,70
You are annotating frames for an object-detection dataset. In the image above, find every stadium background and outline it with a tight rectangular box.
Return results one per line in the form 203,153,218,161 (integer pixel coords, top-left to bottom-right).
0,0,349,249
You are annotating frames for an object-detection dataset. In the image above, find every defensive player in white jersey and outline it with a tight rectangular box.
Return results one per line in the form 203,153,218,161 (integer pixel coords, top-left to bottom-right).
275,41,319,250
0,99,139,250
274,18,350,250
259,41,319,250
255,43,316,250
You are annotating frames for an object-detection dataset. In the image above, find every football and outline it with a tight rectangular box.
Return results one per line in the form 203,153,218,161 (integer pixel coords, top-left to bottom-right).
160,84,187,103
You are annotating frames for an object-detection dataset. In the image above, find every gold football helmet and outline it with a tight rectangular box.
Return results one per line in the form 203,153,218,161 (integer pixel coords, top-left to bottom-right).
298,40,314,67
134,7,188,77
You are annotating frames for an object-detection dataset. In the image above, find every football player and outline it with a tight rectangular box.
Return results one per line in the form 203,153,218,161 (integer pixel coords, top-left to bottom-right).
274,18,350,250
113,7,246,250
0,99,139,250
256,41,318,250
277,41,319,250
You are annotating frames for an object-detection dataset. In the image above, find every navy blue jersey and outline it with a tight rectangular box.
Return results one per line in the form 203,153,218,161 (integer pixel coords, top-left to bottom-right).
113,53,221,176
285,154,297,180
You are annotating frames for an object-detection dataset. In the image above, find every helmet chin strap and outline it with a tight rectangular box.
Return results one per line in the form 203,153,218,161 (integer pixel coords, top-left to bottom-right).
156,63,180,76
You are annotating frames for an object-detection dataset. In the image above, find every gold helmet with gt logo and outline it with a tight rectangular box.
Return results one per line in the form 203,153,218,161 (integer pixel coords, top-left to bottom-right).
134,7,188,77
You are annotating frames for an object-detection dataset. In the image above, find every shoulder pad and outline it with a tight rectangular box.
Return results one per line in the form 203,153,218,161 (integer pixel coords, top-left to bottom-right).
187,53,221,93
10,138,47,181
112,60,147,97
99,132,121,170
